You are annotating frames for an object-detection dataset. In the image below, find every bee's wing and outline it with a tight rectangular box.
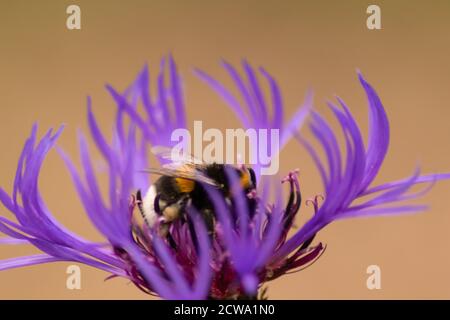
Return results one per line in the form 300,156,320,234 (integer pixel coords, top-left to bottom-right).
143,167,218,187
151,146,205,166
149,146,217,186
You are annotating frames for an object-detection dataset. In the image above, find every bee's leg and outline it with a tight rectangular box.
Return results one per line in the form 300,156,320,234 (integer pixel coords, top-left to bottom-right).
158,222,170,238
158,222,177,250
186,207,215,256
167,233,178,250
180,197,200,253
200,209,215,236
186,217,199,253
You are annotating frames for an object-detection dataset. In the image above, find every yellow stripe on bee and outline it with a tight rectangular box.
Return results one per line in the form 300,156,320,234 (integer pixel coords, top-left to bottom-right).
175,177,195,193
240,171,251,188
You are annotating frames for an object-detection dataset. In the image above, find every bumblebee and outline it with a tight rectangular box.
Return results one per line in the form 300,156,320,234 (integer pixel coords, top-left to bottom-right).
135,148,257,237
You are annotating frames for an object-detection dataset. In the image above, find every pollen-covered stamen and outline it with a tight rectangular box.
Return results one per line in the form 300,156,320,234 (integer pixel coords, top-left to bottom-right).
281,243,326,276
281,168,300,183
247,189,258,200
295,195,324,252
281,170,302,230
266,171,325,279
129,193,137,211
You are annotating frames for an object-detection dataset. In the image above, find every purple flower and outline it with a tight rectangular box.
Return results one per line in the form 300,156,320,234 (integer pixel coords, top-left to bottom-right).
0,56,448,300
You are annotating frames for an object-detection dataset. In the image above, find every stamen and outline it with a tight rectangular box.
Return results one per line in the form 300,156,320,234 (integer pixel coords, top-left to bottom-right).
247,189,258,199
305,194,324,213
281,169,300,184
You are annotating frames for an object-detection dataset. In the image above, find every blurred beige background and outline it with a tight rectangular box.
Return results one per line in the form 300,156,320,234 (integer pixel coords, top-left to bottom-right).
1,0,450,299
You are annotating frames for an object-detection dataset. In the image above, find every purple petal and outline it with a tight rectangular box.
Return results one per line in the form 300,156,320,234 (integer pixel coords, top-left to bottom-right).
194,68,250,128
280,92,312,148
338,205,429,219
0,237,29,245
0,254,62,271
243,60,269,125
358,72,390,191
